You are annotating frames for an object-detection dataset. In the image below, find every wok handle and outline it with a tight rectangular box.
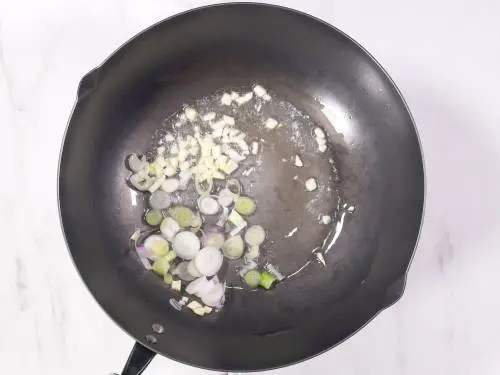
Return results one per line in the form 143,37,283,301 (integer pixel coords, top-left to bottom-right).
119,342,156,375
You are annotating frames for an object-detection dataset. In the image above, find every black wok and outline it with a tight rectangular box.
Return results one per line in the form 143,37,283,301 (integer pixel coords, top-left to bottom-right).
58,3,424,374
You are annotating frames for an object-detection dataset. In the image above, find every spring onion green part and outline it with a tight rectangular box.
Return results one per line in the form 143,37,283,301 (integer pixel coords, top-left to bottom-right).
259,271,277,290
244,225,266,246
160,217,180,240
222,235,244,260
152,257,170,276
228,210,246,227
243,269,261,288
149,190,172,210
145,209,163,226
234,196,256,216
169,206,195,228
164,250,177,263
163,273,173,284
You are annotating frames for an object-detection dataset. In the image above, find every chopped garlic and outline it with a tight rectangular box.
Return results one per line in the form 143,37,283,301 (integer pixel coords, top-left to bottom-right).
318,144,327,153
171,280,181,292
305,178,318,191
236,92,253,106
170,143,179,155
212,145,221,159
221,93,232,105
180,296,189,303
295,155,303,167
192,307,206,316
164,166,176,177
262,94,271,101
265,118,278,130
230,91,239,101
130,229,141,241
164,133,175,142
184,107,198,122
221,159,238,175
157,146,166,155
169,157,179,169
314,127,326,139
179,161,191,171
202,112,216,121
253,84,267,97
178,149,187,162
212,171,226,180
321,215,332,225
223,115,235,126
203,306,213,314
251,141,259,155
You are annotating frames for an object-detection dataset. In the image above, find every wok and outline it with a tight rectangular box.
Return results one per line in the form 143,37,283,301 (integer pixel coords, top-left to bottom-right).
58,3,424,374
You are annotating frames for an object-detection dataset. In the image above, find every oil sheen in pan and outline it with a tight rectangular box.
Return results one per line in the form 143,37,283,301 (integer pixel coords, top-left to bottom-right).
150,87,350,288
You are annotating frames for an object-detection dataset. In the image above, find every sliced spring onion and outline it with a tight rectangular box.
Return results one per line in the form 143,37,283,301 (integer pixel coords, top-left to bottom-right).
194,247,223,276
127,153,147,172
129,172,153,191
172,262,196,281
201,282,225,307
152,256,170,276
216,206,230,227
186,276,209,295
191,212,202,228
244,225,266,246
245,245,260,261
148,176,165,193
229,221,247,236
130,229,141,242
228,210,246,227
264,263,285,281
149,190,172,210
202,231,225,249
169,206,195,227
234,196,256,216
225,179,242,196
259,271,277,290
163,273,173,284
243,269,261,288
195,177,213,196
143,235,169,257
222,235,244,260
164,250,177,263
203,306,213,314
187,260,203,278
198,196,219,215
145,209,163,226
172,231,200,260
171,279,182,292
218,188,234,207
161,178,179,193
160,217,180,241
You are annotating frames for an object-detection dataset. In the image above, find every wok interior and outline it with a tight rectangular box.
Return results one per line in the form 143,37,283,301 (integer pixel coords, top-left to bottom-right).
59,4,424,370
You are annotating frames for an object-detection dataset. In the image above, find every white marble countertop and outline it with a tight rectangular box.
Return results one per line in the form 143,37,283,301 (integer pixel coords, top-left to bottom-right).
2,0,500,374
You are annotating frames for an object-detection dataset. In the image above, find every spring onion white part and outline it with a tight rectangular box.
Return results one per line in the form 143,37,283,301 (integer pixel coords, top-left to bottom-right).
194,247,223,276
201,282,225,307
265,118,278,130
305,178,318,192
218,188,234,207
169,206,194,227
259,271,277,289
187,260,203,278
171,279,182,292
264,263,285,281
143,235,170,257
202,231,225,249
228,210,246,228
244,225,266,246
172,231,200,260
245,245,260,261
127,154,147,172
145,209,163,226
222,235,244,260
129,172,153,191
243,269,261,288
160,217,180,240
198,196,219,215
152,257,170,276
253,85,267,97
321,215,332,225
172,262,196,281
186,276,209,295
161,178,179,193
234,196,257,216
149,190,172,210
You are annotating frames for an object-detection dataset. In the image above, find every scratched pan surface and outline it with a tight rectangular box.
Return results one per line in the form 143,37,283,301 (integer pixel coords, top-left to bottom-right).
58,3,424,373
